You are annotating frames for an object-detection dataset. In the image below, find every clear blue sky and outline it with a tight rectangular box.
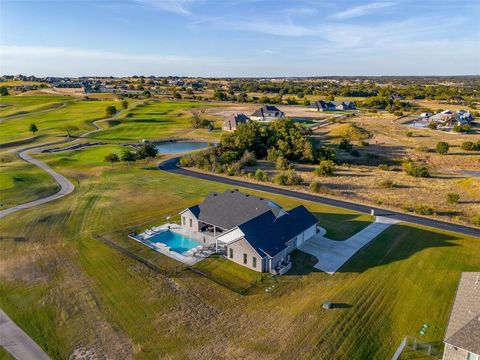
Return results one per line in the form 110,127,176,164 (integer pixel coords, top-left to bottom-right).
1,0,479,76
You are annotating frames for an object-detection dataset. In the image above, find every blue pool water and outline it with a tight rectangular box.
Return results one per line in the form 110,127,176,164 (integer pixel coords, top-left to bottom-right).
149,231,201,253
154,141,211,154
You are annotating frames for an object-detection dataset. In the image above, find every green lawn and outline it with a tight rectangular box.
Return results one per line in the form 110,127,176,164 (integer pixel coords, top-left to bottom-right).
90,100,224,141
0,95,70,118
0,99,119,144
193,255,263,293
0,157,59,208
0,142,478,359
0,347,13,360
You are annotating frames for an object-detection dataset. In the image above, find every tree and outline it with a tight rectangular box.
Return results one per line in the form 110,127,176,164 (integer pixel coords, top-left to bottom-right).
0,86,9,96
447,193,460,203
104,153,119,166
255,168,268,181
121,150,137,165
435,141,449,155
121,100,129,109
137,142,158,160
106,105,117,118
61,125,79,138
314,160,336,176
29,123,38,136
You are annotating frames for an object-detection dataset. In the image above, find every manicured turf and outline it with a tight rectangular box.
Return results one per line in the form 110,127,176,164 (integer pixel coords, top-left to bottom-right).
0,346,14,360
0,157,59,208
0,99,119,144
0,95,70,118
90,100,224,141
0,143,478,359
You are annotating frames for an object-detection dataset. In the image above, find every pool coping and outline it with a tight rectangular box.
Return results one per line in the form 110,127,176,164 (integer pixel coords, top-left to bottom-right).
128,223,212,265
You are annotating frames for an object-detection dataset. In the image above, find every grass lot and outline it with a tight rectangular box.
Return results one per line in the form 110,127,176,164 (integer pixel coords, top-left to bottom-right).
90,100,224,142
0,143,478,359
0,157,59,208
0,95,70,118
0,347,13,360
193,255,263,293
0,99,119,145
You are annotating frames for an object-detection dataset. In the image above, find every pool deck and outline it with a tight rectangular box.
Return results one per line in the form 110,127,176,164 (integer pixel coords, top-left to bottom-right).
129,223,214,265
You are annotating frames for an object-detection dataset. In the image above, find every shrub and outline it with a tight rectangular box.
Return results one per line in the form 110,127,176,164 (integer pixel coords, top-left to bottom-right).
255,168,268,182
314,160,336,176
239,151,257,166
403,160,430,178
453,124,463,133
406,131,413,137
360,141,369,146
350,149,360,157
378,179,395,188
427,122,437,130
394,110,403,116
414,205,434,215
462,124,471,132
179,155,195,167
461,141,478,151
309,181,331,194
378,164,390,171
275,156,292,170
266,147,279,161
273,170,302,186
472,214,480,226
435,141,449,155
447,193,460,203
339,138,353,151
219,150,240,164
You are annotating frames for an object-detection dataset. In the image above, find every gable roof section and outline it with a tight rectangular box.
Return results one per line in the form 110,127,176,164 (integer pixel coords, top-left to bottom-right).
185,190,283,230
238,205,318,257
251,105,283,118
222,113,249,130
444,272,480,354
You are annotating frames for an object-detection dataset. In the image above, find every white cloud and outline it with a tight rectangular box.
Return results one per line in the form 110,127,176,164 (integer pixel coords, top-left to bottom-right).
330,2,396,19
132,0,194,16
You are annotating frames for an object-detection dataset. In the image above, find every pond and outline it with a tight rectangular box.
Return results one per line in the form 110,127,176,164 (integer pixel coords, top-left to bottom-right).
461,170,480,178
154,141,211,154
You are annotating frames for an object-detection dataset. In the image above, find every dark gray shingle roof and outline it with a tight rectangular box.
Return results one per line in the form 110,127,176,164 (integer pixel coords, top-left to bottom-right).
186,190,283,230
238,205,318,257
251,105,284,118
222,113,249,131
444,272,480,354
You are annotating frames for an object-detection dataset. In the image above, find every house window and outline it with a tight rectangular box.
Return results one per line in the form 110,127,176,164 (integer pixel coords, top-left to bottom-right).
189,219,192,227
229,248,233,259
467,353,479,360
243,253,247,264
252,257,257,268
182,216,186,225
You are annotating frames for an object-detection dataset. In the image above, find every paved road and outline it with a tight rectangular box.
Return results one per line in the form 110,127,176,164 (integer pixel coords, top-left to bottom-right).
159,158,480,238
0,309,51,360
0,145,75,220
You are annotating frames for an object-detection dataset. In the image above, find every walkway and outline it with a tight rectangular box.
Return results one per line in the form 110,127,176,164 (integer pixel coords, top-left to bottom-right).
0,309,51,360
298,216,400,274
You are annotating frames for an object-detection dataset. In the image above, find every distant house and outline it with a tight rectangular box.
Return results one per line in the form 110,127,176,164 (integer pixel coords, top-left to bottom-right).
390,93,403,101
429,109,474,128
222,113,249,132
310,100,356,112
250,105,285,122
442,272,480,360
180,190,318,274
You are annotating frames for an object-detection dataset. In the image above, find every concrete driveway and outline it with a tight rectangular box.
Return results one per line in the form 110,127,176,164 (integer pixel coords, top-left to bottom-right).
298,216,400,274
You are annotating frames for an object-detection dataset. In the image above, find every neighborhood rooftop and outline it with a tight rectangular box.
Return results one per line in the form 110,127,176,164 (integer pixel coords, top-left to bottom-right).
186,189,283,230
444,272,480,355
251,105,283,117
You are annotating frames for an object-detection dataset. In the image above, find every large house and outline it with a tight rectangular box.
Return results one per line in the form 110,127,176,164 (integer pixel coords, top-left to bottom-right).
179,190,318,274
310,100,356,112
222,113,249,132
250,105,285,122
442,272,480,360
428,110,475,128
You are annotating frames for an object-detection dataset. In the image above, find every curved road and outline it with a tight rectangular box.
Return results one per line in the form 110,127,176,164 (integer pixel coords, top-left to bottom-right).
159,157,480,238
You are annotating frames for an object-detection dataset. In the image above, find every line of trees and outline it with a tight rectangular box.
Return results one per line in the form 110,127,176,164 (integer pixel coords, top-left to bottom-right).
104,143,158,166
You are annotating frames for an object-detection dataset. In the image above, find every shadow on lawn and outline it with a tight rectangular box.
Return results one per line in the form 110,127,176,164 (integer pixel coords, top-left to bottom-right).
312,212,372,241
288,224,462,275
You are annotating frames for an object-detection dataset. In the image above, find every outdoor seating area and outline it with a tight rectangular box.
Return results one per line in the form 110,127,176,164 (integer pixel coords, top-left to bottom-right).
272,260,292,276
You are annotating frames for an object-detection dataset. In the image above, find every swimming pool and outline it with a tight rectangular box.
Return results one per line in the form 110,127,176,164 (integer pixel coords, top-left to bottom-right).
149,230,202,254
